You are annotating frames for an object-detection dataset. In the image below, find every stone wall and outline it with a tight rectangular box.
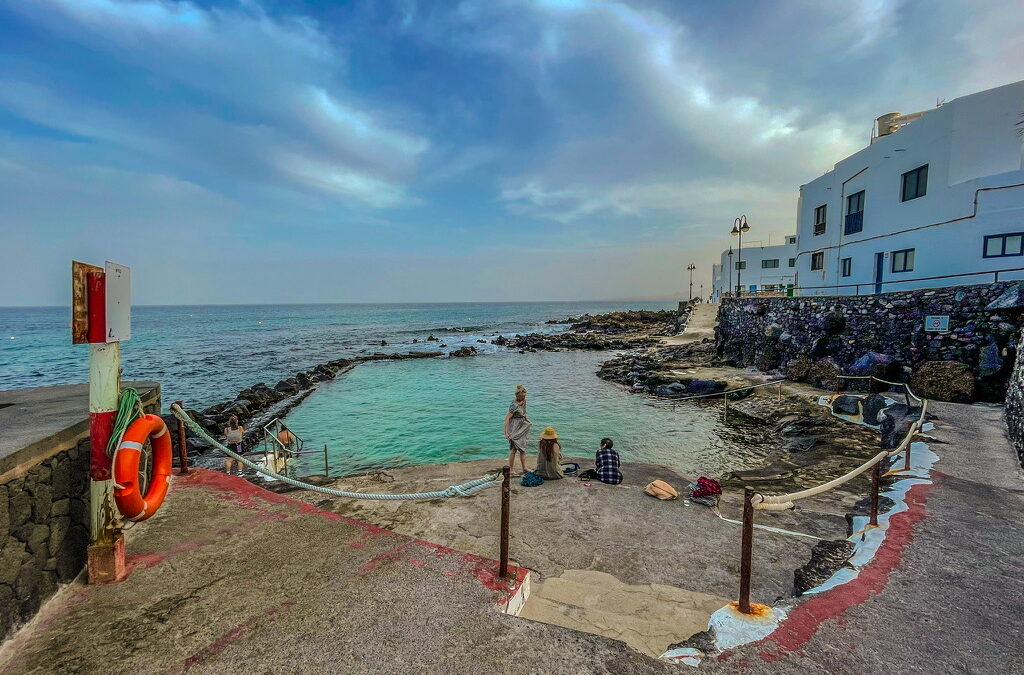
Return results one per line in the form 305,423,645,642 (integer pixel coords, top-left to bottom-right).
1,391,160,643
1005,329,1024,468
716,282,1024,402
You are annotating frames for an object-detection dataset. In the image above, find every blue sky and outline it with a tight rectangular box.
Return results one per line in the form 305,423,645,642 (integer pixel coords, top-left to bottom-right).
1,0,1021,305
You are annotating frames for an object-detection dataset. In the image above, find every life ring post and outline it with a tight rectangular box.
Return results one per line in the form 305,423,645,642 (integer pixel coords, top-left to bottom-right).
174,400,191,475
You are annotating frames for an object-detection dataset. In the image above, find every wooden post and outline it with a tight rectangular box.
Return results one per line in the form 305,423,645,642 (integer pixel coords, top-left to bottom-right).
499,466,511,579
738,486,754,614
869,461,881,526
324,444,329,477
174,400,190,475
778,381,783,401
723,392,729,423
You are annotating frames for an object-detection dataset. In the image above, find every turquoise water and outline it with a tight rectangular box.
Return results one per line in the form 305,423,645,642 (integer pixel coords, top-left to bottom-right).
283,350,770,478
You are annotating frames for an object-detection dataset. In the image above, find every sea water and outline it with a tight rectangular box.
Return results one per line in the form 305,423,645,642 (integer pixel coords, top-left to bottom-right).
1,301,768,477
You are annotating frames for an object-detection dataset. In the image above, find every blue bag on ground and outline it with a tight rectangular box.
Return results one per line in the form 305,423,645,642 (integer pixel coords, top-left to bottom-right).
521,471,544,487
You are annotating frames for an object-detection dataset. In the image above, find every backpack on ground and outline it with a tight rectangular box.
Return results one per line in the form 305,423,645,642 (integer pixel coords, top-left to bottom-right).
644,480,678,500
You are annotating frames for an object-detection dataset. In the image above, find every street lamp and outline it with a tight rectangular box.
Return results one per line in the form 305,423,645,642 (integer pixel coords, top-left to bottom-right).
727,247,734,298
731,215,750,296
686,263,696,300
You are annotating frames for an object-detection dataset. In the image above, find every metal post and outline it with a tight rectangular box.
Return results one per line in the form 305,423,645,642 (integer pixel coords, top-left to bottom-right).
174,400,190,475
499,466,511,579
738,486,754,614
723,392,729,423
324,444,329,477
903,437,912,471
778,381,783,401
869,461,880,527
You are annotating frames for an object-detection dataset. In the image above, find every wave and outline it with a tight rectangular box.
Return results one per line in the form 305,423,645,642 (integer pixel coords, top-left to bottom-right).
394,323,520,335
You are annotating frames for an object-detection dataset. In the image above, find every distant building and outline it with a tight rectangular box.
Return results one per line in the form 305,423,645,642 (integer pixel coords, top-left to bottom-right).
711,236,798,300
794,80,1024,296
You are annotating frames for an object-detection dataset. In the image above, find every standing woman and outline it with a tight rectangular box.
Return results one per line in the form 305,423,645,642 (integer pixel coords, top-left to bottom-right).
224,415,244,474
504,384,532,475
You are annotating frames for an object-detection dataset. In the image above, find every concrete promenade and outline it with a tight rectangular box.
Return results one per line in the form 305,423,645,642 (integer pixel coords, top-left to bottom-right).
702,400,1024,673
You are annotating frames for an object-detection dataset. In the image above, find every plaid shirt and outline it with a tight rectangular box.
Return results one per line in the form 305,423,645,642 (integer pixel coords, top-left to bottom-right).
595,448,623,485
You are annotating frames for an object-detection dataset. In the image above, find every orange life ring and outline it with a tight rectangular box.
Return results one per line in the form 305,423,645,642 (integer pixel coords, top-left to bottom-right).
113,414,173,522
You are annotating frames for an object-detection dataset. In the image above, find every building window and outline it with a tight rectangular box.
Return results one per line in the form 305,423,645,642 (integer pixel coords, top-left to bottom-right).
736,261,746,270
811,252,824,270
901,165,928,202
786,236,797,245
845,191,864,235
762,259,779,269
813,205,827,235
983,232,1024,258
891,248,915,273
841,257,852,277
788,258,796,267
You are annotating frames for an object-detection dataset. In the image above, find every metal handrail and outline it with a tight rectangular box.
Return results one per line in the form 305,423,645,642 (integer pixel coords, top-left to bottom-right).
733,375,928,614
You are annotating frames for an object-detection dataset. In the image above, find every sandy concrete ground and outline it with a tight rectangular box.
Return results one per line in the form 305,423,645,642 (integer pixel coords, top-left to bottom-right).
0,469,682,675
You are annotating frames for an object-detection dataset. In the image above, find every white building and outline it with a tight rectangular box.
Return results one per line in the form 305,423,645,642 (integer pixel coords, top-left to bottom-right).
711,236,798,300
795,80,1024,296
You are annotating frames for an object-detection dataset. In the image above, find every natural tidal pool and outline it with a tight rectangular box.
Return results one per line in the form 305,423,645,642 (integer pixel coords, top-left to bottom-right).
283,350,772,478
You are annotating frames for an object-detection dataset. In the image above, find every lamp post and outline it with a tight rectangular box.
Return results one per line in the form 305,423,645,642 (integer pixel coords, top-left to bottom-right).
686,263,696,301
727,247,734,298
731,215,750,296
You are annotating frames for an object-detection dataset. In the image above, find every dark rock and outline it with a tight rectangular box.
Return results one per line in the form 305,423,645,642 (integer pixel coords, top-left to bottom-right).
274,379,299,394
666,626,718,656
808,358,841,390
861,394,890,426
772,415,828,453
849,352,896,379
426,335,439,341
54,525,88,583
448,346,479,358
9,490,31,529
785,356,812,381
0,539,27,585
910,361,975,403
823,311,846,335
978,342,1003,378
794,539,856,596
830,395,861,416
851,494,896,517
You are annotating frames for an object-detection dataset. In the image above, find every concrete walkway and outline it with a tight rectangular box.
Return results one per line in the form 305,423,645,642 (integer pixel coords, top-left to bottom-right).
658,303,719,346
702,400,1024,673
0,469,676,674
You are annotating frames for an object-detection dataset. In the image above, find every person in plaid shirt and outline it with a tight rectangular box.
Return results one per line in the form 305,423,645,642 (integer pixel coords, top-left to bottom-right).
595,437,622,485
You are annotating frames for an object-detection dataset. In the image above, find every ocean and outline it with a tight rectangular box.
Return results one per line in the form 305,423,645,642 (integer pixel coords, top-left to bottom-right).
1,302,769,477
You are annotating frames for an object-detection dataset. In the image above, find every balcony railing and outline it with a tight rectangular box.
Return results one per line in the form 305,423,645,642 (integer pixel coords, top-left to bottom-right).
813,221,826,236
844,210,863,235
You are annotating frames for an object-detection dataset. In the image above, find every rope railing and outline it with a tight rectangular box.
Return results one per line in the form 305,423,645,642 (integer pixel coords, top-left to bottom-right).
734,375,928,613
169,403,501,501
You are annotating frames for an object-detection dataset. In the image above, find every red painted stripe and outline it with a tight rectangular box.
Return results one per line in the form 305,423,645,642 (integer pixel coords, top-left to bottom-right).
721,479,934,664
86,271,106,344
89,410,115,480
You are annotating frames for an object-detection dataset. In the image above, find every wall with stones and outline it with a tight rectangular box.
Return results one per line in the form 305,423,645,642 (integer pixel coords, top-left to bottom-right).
1,396,160,643
1005,329,1024,468
716,282,1024,403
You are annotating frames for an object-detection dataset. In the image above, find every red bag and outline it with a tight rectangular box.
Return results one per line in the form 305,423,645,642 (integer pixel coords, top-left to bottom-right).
691,477,722,498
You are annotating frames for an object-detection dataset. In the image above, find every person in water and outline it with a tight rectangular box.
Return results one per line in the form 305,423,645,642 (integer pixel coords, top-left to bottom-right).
224,415,244,474
595,437,623,485
277,424,296,449
504,384,532,475
534,427,564,480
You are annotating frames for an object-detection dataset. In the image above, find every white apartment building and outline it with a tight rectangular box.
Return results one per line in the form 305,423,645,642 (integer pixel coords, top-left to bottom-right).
711,236,798,300
795,80,1024,296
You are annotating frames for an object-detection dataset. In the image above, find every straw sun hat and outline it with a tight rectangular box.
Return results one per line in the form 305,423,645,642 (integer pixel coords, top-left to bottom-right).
540,427,559,440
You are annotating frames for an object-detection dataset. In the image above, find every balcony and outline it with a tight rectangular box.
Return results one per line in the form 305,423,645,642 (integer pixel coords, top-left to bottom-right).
844,211,863,235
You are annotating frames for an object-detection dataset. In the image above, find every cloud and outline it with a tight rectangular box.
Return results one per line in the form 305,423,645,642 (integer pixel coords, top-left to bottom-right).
1,0,428,207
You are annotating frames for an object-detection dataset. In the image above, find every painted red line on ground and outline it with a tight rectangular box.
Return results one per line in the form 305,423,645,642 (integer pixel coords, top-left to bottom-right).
723,479,933,663
174,469,529,601
179,600,296,672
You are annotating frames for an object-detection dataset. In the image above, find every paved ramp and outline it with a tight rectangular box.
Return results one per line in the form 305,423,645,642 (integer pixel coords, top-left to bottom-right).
659,302,719,346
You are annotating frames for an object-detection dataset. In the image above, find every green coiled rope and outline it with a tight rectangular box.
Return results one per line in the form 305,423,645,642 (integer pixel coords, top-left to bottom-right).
105,387,146,457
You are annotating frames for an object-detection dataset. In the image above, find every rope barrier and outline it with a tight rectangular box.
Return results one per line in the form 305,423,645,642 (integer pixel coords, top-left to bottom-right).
753,378,928,510
169,404,501,501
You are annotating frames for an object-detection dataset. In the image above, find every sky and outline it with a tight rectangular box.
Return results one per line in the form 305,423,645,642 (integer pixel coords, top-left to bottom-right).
1,0,1022,306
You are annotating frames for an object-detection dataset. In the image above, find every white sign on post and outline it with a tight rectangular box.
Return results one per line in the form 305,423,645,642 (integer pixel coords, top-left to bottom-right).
924,315,949,333
104,261,131,342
